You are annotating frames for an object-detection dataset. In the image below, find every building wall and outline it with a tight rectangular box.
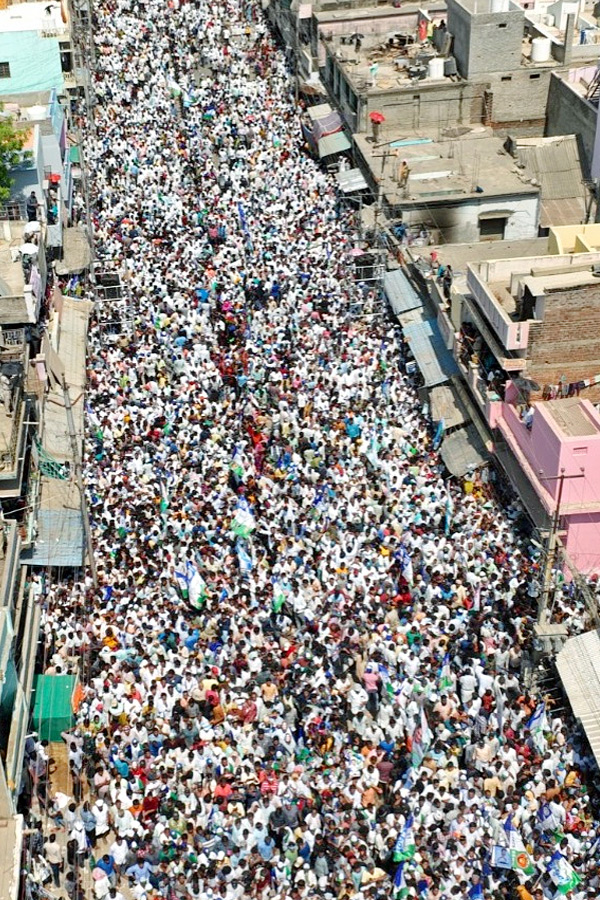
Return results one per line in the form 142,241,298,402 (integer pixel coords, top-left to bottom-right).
447,0,524,77
0,32,64,95
315,10,422,66
546,72,596,177
487,68,552,132
398,192,539,243
325,51,487,133
526,285,600,400
564,515,600,573
10,126,45,206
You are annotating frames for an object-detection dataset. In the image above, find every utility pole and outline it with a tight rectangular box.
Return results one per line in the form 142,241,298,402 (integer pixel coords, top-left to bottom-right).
62,377,98,588
537,467,584,625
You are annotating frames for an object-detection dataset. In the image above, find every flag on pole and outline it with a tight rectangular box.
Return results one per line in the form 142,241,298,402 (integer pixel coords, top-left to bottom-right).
420,707,433,749
433,418,444,450
175,561,207,609
393,817,416,862
538,802,561,833
527,701,546,752
396,545,414,585
444,496,453,536
502,816,535,876
230,498,256,538
438,653,453,692
230,447,245,481
393,862,408,898
236,541,253,575
547,851,581,894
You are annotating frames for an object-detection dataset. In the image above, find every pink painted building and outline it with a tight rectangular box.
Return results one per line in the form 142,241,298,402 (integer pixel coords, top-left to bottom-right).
495,397,600,573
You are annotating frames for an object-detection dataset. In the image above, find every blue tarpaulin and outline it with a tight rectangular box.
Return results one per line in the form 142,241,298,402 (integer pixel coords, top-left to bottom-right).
23,509,84,568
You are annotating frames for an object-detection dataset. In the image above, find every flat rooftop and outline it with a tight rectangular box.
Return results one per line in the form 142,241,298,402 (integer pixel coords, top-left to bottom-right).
326,27,448,93
315,1,446,23
354,126,540,208
545,397,600,437
0,1,67,33
0,223,27,301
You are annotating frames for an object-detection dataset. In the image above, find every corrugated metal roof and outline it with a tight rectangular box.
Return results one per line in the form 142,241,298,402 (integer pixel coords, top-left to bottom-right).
440,424,489,476
383,269,424,316
336,168,368,193
307,103,332,122
556,630,600,768
403,317,459,387
515,136,585,226
23,508,84,568
318,132,351,159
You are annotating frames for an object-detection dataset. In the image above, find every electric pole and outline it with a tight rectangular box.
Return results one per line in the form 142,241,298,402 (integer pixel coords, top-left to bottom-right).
63,377,98,588
537,467,584,625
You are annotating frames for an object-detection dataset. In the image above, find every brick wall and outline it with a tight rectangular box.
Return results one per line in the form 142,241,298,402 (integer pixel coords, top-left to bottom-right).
527,284,600,400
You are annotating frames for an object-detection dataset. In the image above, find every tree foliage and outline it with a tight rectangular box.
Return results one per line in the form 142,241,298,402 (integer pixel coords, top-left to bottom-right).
0,105,28,203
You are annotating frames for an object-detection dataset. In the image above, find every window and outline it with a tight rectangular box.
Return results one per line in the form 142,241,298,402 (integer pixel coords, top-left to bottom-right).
479,216,507,241
498,22,507,27
59,41,73,73
501,75,512,81
0,62,10,79
529,72,541,79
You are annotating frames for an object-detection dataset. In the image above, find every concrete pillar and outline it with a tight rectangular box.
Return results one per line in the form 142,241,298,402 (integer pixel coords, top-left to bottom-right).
563,13,576,65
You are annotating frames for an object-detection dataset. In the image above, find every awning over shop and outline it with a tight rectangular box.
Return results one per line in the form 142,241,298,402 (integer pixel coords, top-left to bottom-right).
440,424,489,476
556,630,600,767
429,384,467,430
403,317,459,387
384,268,423,317
318,132,351,159
69,145,80,164
23,508,84,568
336,167,368,194
313,110,343,141
307,103,331,122
299,79,327,98
31,674,77,741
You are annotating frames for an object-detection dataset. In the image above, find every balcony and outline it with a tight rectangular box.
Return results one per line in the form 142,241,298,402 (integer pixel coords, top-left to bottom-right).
466,265,533,352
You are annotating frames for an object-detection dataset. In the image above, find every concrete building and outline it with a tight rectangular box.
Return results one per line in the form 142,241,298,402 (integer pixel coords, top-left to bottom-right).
546,65,598,175
0,1,73,95
393,240,600,571
494,396,600,572
353,126,541,243
548,222,600,253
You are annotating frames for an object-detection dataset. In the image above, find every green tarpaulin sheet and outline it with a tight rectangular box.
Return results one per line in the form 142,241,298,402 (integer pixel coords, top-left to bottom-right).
31,674,77,742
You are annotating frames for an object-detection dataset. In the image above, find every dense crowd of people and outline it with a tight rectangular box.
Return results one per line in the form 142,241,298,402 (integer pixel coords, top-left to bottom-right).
22,0,600,898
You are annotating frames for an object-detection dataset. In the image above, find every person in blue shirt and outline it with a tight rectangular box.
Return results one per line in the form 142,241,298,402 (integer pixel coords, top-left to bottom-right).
96,854,116,885
126,857,155,885
257,834,275,862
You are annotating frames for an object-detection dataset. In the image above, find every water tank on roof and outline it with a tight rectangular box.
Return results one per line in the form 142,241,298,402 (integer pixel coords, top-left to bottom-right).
490,0,509,12
428,56,445,79
531,36,552,61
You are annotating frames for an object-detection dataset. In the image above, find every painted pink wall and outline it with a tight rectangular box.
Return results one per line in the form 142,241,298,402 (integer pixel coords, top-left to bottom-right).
564,515,600,574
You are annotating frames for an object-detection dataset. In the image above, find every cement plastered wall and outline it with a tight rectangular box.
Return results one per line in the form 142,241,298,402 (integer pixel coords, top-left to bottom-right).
365,81,485,131
447,0,524,78
399,193,539,243
487,68,552,130
546,73,596,177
